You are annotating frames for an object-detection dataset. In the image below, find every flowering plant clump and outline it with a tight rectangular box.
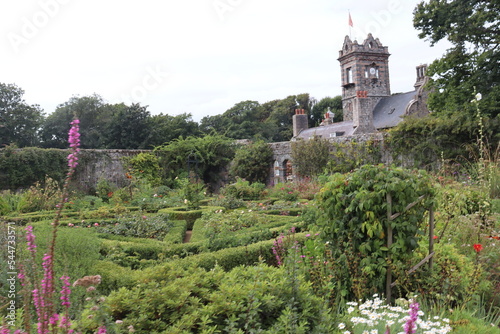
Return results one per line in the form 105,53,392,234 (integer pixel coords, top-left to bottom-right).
336,295,452,334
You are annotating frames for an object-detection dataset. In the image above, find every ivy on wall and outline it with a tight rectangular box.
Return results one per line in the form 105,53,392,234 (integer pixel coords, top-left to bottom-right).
0,146,68,190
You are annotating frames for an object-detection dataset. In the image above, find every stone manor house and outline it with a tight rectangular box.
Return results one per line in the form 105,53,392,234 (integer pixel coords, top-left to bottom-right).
270,33,430,184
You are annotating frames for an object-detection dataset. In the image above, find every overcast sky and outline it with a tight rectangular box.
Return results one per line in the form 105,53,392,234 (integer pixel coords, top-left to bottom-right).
1,0,450,122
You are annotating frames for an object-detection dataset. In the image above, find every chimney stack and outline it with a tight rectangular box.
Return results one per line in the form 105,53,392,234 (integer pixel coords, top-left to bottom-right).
292,109,308,137
414,64,428,90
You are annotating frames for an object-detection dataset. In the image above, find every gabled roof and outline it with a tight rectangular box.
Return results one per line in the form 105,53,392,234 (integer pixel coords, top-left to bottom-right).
372,91,416,129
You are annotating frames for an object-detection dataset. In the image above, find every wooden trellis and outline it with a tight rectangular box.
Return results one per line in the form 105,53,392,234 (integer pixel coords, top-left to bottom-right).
385,193,435,302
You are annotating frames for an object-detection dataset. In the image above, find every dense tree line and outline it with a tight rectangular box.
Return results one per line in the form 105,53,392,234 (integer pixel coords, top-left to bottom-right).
0,83,340,149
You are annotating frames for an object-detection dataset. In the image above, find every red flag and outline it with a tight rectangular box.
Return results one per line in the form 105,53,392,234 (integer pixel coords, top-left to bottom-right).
348,13,353,27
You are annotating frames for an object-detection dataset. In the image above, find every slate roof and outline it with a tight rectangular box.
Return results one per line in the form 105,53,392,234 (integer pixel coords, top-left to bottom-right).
373,91,416,129
295,120,355,140
294,90,419,140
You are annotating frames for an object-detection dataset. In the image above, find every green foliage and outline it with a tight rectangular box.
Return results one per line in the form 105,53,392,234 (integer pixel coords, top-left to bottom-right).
230,140,273,184
154,134,235,189
0,82,44,147
102,262,328,333
178,177,206,210
103,103,152,149
209,194,246,210
199,209,274,251
271,183,300,202
92,260,136,294
147,112,201,147
16,178,63,213
124,152,162,187
291,137,331,177
395,242,480,307
220,178,266,200
326,137,383,174
413,0,500,119
96,178,116,203
387,114,498,168
162,220,187,244
95,213,173,239
99,236,165,270
158,206,224,230
0,147,68,190
310,95,343,126
315,165,435,300
41,94,109,149
20,222,102,316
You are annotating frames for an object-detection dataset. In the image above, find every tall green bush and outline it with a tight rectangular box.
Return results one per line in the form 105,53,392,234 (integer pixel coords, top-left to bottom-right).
315,165,435,300
230,140,273,184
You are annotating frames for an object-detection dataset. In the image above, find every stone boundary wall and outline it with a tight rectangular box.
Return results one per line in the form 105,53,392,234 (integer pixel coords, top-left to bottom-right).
73,149,149,192
2,135,397,192
268,133,393,185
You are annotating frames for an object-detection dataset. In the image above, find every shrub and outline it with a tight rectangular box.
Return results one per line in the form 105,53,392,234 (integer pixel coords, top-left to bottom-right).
220,178,266,200
95,213,173,239
229,140,274,184
209,194,246,210
271,182,299,201
17,177,63,213
394,242,481,307
315,164,435,300
96,178,116,203
92,260,136,294
102,262,330,333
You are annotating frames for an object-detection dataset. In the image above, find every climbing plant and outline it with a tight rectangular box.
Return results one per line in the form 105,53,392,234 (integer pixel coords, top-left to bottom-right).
314,164,435,300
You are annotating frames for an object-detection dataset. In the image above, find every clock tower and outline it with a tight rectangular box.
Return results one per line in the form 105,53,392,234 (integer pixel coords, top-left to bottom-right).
338,33,391,134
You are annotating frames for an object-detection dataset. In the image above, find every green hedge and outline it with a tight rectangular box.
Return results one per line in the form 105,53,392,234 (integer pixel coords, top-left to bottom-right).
158,205,224,229
140,233,308,280
92,260,137,294
261,208,303,216
0,147,68,190
163,219,188,244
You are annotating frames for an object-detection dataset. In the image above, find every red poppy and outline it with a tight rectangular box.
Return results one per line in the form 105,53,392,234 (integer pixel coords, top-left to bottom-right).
473,244,483,253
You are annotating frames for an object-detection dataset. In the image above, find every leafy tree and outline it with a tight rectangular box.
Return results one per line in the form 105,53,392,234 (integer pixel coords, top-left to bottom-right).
263,93,313,142
310,96,343,126
413,0,500,119
0,83,44,147
147,113,200,146
104,103,152,149
200,101,275,141
41,94,111,148
229,140,273,184
154,134,235,189
291,137,330,177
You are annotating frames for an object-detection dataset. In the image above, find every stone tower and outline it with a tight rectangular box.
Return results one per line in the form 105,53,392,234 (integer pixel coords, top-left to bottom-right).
338,33,391,134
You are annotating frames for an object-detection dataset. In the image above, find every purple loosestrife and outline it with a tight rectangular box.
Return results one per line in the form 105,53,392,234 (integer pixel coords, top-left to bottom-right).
67,119,80,170
59,276,72,331
97,327,107,334
25,226,37,256
404,300,420,334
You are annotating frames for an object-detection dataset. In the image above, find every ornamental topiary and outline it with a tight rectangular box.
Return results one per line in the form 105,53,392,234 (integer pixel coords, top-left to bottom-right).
315,164,435,300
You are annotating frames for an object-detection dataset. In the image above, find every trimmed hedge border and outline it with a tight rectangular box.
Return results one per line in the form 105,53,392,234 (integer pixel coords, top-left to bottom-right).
139,233,308,281
158,206,224,229
163,220,188,244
